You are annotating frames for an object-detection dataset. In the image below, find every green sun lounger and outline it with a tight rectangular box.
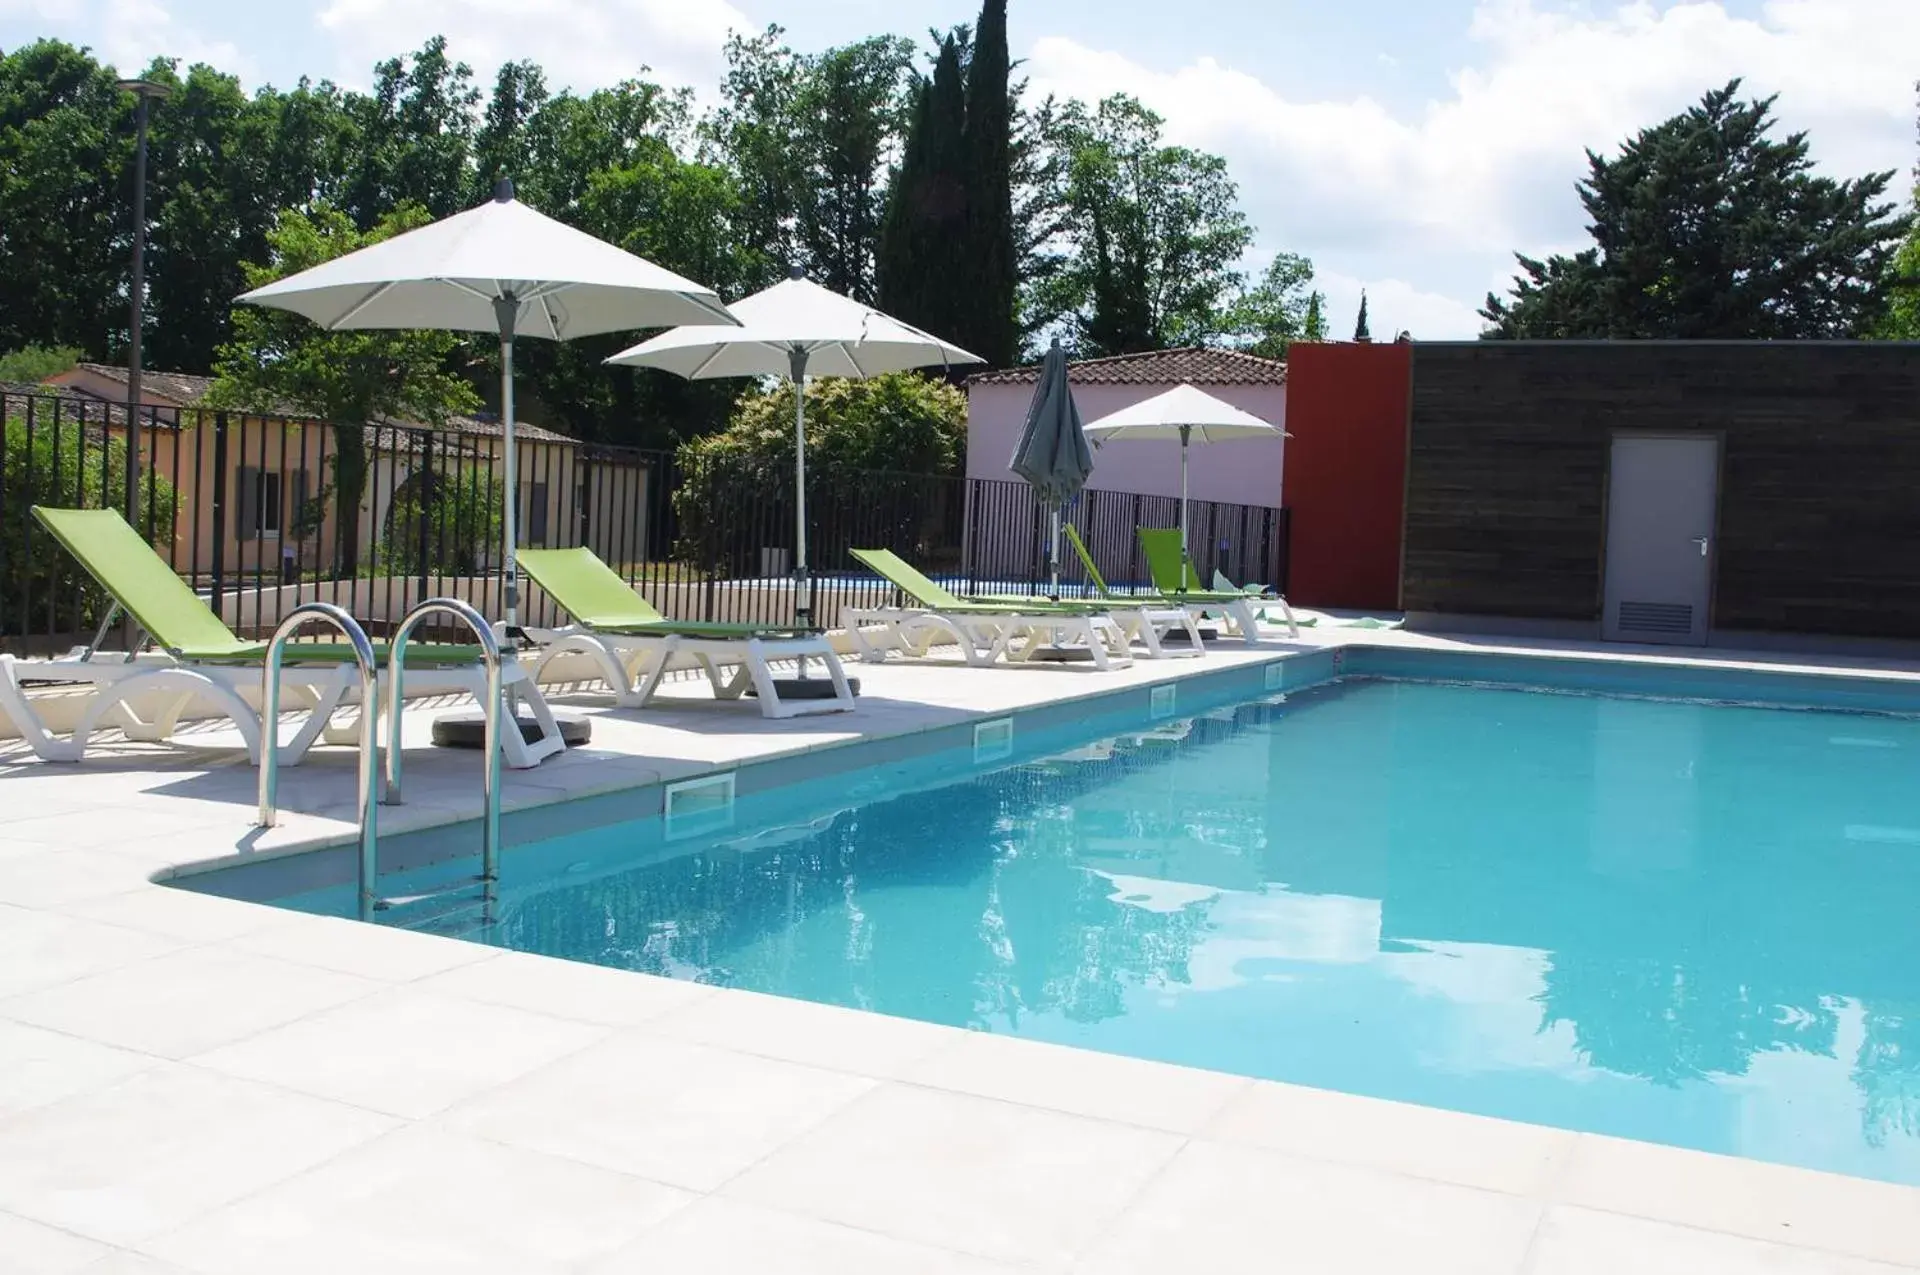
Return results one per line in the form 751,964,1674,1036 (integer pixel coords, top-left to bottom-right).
515,546,854,718
0,506,563,765
1135,527,1298,640
843,547,1135,669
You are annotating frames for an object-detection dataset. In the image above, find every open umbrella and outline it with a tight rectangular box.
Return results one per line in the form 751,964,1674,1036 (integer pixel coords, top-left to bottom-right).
1008,340,1093,599
237,178,737,629
606,267,983,630
1083,383,1286,561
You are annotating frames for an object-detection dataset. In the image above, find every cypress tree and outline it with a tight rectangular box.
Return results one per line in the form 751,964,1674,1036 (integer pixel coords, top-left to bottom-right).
962,0,1016,366
877,80,932,324
1353,290,1371,341
877,37,968,342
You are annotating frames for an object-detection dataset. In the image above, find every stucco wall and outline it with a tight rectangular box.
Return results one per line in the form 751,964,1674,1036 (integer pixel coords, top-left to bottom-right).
965,380,1286,507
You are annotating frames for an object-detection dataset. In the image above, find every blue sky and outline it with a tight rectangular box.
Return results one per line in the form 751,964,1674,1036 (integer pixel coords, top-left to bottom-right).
5,0,1914,337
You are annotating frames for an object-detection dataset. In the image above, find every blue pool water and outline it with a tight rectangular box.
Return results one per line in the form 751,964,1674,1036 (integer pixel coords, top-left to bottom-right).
286,669,1920,1184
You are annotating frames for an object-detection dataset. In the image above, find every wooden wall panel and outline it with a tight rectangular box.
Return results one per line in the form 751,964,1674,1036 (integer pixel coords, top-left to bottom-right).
1404,343,1920,638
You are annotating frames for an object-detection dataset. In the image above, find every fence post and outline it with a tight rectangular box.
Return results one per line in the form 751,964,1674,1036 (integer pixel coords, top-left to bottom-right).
415,432,432,606
209,413,229,624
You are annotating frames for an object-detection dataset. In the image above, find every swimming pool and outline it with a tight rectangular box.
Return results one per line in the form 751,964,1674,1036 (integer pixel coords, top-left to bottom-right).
198,649,1920,1185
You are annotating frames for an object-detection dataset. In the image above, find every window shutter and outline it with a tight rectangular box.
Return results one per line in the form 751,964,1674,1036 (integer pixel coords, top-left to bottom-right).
236,467,259,542
527,482,550,545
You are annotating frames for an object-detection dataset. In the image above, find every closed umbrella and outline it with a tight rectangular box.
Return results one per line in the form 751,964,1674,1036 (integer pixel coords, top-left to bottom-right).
1008,339,1094,599
607,268,982,631
238,178,737,630
1083,383,1286,563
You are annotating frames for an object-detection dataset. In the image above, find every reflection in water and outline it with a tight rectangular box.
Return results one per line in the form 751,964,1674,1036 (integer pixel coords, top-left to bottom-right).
478,680,1920,1184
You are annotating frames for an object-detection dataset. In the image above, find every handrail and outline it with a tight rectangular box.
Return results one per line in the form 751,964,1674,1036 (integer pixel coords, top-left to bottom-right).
257,602,380,921
383,598,503,899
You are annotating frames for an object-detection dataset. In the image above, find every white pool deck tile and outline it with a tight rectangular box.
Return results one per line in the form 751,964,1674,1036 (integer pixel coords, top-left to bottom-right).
189,987,611,1119
725,1081,1188,1268
0,1208,113,1275
579,1195,1028,1275
142,1126,695,1275
0,1062,397,1246
1073,1138,1545,1275
442,1031,881,1192
0,627,1916,1272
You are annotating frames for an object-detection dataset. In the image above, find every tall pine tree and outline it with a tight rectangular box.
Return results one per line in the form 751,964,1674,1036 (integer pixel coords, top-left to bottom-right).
962,0,1015,366
1353,291,1371,341
876,35,968,342
876,80,933,325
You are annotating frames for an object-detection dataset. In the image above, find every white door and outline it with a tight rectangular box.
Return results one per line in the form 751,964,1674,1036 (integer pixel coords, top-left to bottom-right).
1602,435,1718,645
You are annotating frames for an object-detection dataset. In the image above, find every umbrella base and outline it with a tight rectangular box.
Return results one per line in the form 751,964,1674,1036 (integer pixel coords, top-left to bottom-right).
432,708,591,750
1029,646,1098,663
745,676,862,700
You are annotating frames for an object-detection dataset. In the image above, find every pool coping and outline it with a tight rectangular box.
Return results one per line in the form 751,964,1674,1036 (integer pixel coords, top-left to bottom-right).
3,628,1920,1272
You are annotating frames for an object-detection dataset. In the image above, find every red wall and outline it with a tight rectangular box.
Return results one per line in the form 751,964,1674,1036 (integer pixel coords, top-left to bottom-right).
1282,342,1411,610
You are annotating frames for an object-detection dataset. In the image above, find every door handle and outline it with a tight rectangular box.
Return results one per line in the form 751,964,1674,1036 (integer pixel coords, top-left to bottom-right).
1690,536,1710,558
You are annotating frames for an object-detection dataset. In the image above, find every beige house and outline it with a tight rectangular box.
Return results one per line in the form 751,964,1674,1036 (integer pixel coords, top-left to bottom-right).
43,364,649,584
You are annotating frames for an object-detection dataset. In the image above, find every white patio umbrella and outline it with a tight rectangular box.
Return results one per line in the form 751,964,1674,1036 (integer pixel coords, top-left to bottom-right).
606,268,983,630
237,179,738,629
1083,383,1287,561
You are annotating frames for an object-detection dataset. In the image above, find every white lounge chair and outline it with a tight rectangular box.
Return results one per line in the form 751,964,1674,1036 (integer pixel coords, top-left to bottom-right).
0,507,564,766
517,547,854,718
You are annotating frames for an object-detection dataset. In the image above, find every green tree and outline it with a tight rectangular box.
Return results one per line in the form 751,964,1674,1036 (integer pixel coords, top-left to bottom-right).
1875,81,1920,340
673,373,966,572
962,0,1017,366
0,345,81,382
502,76,749,448
1223,253,1326,357
876,34,968,340
470,59,550,200
705,27,911,298
2,414,177,636
1353,290,1370,341
143,61,307,374
1025,95,1253,354
0,41,134,360
205,203,480,575
338,37,480,226
1483,81,1907,338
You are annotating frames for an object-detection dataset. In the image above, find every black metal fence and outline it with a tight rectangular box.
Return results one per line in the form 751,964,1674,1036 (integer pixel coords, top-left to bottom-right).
0,389,1288,653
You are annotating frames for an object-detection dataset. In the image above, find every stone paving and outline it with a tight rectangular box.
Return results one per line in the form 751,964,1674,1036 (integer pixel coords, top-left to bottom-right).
2,628,1918,1274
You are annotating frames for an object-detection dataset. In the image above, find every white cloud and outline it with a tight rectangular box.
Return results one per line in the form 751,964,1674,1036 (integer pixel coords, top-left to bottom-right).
315,0,751,94
1026,0,1920,338
4,0,253,78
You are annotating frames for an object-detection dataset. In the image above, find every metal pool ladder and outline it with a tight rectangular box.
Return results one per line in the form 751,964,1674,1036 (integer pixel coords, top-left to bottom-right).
256,602,381,920
380,598,504,928
254,598,505,925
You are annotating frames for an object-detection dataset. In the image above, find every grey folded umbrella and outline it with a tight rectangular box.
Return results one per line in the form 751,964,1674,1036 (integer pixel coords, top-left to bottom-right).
1009,340,1094,598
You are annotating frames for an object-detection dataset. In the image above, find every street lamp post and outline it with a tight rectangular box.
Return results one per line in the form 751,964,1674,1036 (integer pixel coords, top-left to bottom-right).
116,78,169,529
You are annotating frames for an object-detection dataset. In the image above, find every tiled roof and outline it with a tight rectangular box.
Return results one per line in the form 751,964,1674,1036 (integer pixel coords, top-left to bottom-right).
0,381,160,431
69,363,217,408
968,345,1288,387
53,364,576,444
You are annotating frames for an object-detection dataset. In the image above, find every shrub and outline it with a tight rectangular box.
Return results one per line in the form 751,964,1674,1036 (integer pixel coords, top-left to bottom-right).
1,415,179,638
673,372,967,574
379,464,504,576
0,344,82,383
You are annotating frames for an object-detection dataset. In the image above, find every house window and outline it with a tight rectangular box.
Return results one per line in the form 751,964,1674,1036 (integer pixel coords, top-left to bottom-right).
236,468,309,542
520,481,550,546
237,468,282,540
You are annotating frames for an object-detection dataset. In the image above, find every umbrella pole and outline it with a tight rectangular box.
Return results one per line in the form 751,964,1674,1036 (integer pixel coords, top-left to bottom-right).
495,296,520,633
1179,427,1191,589
1049,505,1062,601
789,348,811,673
